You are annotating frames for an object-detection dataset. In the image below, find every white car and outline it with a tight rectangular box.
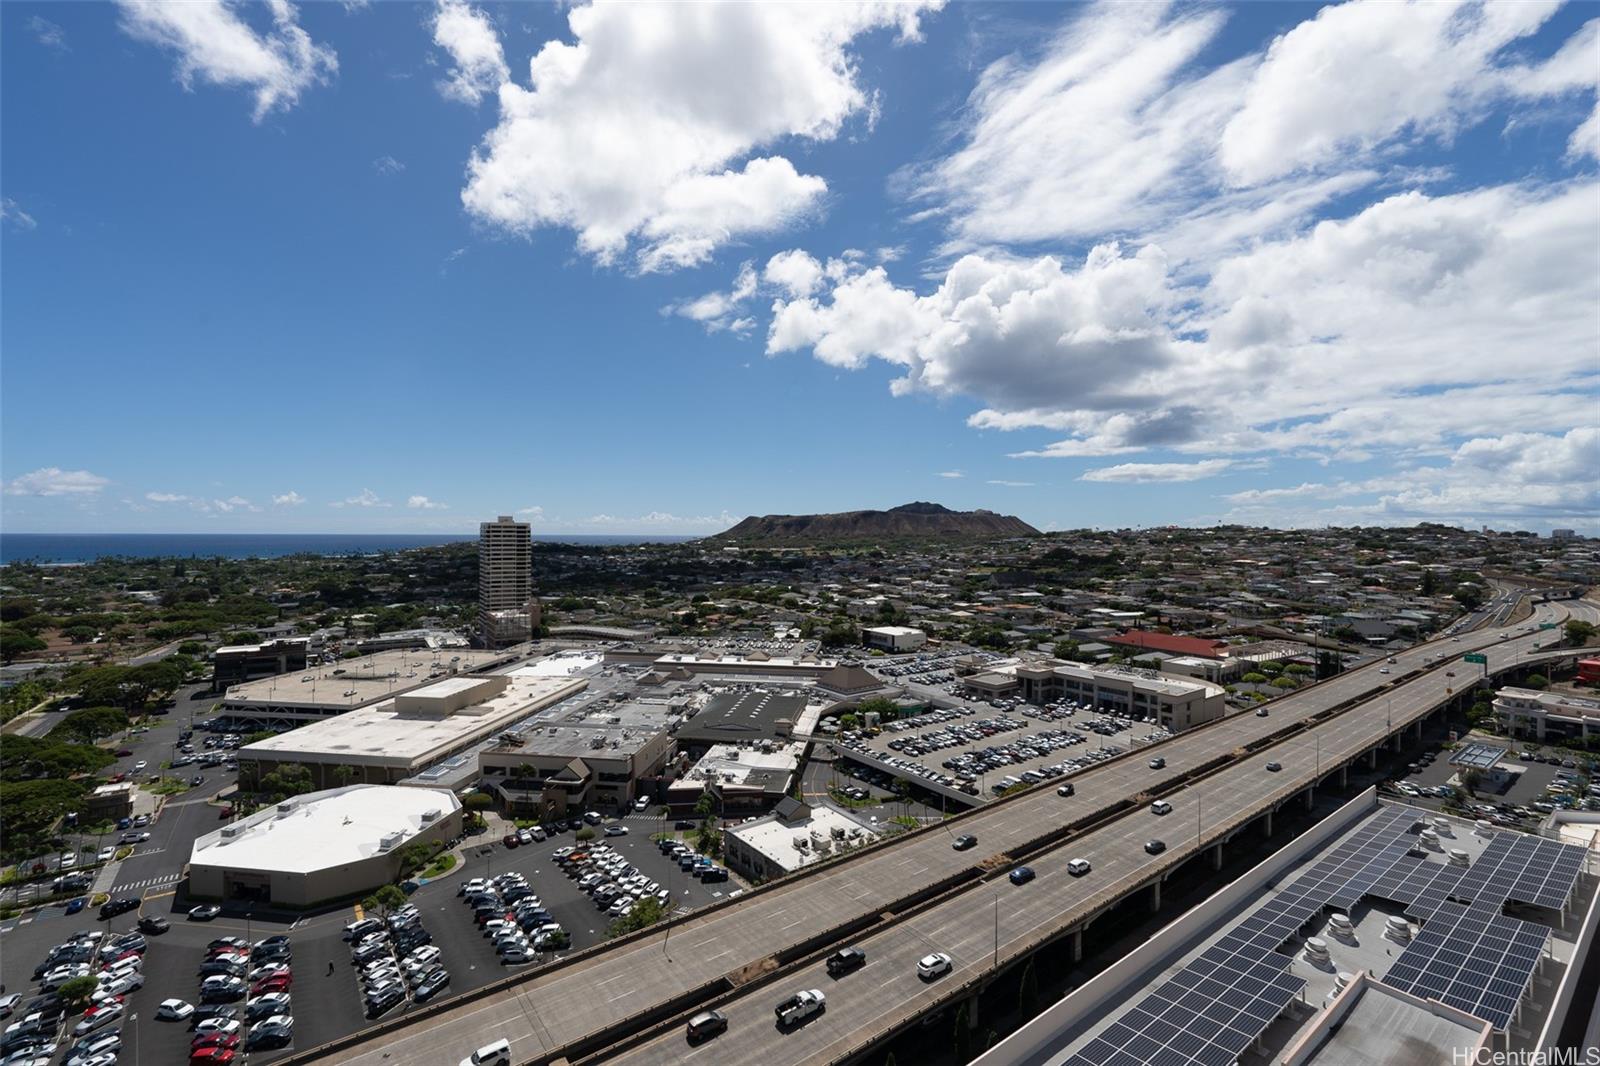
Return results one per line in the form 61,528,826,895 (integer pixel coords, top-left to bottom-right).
133,761,147,772
193,1018,241,1037
774,989,825,1027
97,847,115,863
917,952,953,979
1067,858,1092,876
72,1003,123,1036
402,946,442,971
155,999,194,1022
92,972,144,999
460,1038,512,1066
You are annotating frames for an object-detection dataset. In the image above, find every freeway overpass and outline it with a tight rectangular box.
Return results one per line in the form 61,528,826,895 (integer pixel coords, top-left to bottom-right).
290,597,1599,1066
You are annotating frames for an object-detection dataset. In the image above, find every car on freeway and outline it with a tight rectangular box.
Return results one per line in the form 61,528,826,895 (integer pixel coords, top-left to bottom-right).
951,834,978,851
1145,839,1167,855
1149,757,1166,770
825,947,866,977
1056,782,1075,797
917,952,953,980
1067,858,1092,876
1008,866,1036,886
685,1009,727,1044
1266,761,1282,772
774,989,825,1028
1151,800,1172,816
188,905,222,921
458,1039,511,1066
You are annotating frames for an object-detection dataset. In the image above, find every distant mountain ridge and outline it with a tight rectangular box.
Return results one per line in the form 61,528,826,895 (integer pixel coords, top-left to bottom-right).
711,502,1040,543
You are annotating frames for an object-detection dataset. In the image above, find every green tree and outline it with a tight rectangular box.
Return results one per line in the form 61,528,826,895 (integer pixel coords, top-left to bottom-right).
1453,584,1486,611
575,827,596,842
693,792,715,819
1564,620,1597,648
606,896,667,938
258,763,314,801
363,883,408,916
1525,674,1549,690
56,975,101,1010
1461,768,1483,797
1052,639,1082,661
46,707,129,744
0,627,47,661
463,792,495,813
330,765,357,788
396,840,437,877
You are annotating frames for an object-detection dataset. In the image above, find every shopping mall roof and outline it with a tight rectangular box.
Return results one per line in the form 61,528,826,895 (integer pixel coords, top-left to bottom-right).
189,785,460,875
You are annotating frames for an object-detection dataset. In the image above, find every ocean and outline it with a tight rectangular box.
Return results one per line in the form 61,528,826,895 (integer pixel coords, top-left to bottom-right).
0,532,696,565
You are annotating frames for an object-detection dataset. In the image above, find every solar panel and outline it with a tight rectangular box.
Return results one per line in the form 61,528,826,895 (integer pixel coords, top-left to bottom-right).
1061,805,1577,1064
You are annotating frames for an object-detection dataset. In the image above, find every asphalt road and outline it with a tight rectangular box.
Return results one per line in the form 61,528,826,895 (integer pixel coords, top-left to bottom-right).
305,599,1595,1066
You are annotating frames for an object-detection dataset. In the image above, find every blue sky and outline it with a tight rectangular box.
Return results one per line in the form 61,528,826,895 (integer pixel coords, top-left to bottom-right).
2,0,1595,535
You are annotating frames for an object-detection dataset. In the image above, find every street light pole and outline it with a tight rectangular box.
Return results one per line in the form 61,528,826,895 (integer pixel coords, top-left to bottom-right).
993,890,999,971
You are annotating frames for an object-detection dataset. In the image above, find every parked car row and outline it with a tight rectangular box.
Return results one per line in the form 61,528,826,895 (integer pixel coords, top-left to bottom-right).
348,906,443,1016
459,871,565,963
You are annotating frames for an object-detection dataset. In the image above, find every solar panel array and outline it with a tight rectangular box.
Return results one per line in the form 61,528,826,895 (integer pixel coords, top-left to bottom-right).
1380,899,1549,1029
1060,806,1587,1066
1451,833,1586,911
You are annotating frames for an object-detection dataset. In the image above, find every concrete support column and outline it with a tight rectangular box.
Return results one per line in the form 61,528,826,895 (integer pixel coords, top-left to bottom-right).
1338,765,1348,789
1150,880,1162,912
1211,843,1223,871
1071,927,1083,963
964,991,981,1029
1263,809,1274,837
1368,749,1378,769
1305,788,1315,811
1414,721,1423,742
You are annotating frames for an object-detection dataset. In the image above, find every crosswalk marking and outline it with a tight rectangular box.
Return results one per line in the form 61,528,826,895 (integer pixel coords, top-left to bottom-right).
112,873,183,894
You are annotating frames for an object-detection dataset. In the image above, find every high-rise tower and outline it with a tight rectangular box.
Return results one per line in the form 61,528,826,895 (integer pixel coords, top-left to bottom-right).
479,515,536,647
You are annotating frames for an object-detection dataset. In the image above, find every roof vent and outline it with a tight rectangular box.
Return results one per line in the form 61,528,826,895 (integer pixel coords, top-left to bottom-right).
276,802,296,818
221,824,245,839
379,831,406,851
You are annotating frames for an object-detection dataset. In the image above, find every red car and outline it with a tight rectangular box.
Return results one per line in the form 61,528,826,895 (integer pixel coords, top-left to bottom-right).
191,1033,241,1051
502,833,520,848
190,1048,236,1066
251,976,291,996
218,806,234,819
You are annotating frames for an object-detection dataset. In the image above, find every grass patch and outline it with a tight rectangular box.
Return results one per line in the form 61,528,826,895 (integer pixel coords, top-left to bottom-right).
828,787,875,809
114,847,133,861
422,853,456,878
891,815,919,829
90,893,109,907
147,777,189,796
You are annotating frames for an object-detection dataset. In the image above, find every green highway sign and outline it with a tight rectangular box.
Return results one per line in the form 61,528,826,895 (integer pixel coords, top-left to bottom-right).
1539,623,1558,630
1463,653,1487,665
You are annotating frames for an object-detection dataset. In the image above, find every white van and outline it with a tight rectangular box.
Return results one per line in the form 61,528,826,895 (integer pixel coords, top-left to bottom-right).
460,1038,511,1066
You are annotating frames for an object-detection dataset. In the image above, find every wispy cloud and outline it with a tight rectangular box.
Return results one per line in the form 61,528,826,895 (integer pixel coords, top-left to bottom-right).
372,155,406,175
272,490,306,506
29,16,68,52
936,470,965,479
1081,459,1240,483
5,468,110,496
332,488,390,508
986,479,1033,487
1,198,38,231
407,495,448,510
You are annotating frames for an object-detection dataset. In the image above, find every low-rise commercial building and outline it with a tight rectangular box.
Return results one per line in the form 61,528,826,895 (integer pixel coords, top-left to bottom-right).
1494,686,1600,742
996,661,1227,731
675,689,810,750
862,625,927,653
85,781,134,823
188,785,461,906
722,797,878,881
665,742,801,812
478,701,674,816
211,638,309,690
236,672,587,789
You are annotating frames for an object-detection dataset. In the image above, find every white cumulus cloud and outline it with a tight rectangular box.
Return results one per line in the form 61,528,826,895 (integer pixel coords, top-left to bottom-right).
272,490,306,506
407,495,448,510
116,0,338,122
431,0,507,105
459,0,940,271
1081,460,1238,483
332,488,389,508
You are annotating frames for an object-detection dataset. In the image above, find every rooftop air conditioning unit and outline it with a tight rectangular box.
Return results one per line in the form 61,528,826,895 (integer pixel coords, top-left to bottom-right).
420,808,441,823
276,802,296,817
221,825,245,839
379,831,406,851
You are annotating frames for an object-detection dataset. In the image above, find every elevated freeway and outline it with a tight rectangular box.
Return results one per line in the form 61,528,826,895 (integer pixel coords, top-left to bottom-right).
293,597,1598,1066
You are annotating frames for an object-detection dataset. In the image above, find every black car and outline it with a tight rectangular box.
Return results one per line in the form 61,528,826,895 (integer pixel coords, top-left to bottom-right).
365,986,404,1018
23,995,62,1022
245,997,288,1021
674,819,696,830
1266,761,1282,772
1145,839,1167,855
1009,866,1036,886
825,947,866,977
686,1009,728,1044
137,916,170,934
413,968,451,1003
199,960,247,978
99,897,140,920
252,945,291,964
952,834,978,851
245,1022,293,1050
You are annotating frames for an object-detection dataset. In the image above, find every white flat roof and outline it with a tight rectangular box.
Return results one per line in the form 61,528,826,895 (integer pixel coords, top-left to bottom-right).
189,785,459,875
728,803,878,874
241,674,587,769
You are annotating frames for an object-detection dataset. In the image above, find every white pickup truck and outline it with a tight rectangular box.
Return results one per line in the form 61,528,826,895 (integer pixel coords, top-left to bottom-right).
774,989,825,1027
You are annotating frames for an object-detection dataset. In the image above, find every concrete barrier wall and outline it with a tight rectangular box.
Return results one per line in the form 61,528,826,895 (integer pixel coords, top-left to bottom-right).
1535,860,1600,1056
970,788,1382,1066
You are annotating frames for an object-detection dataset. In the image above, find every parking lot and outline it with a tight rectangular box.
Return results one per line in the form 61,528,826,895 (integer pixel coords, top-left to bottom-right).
833,698,1173,803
